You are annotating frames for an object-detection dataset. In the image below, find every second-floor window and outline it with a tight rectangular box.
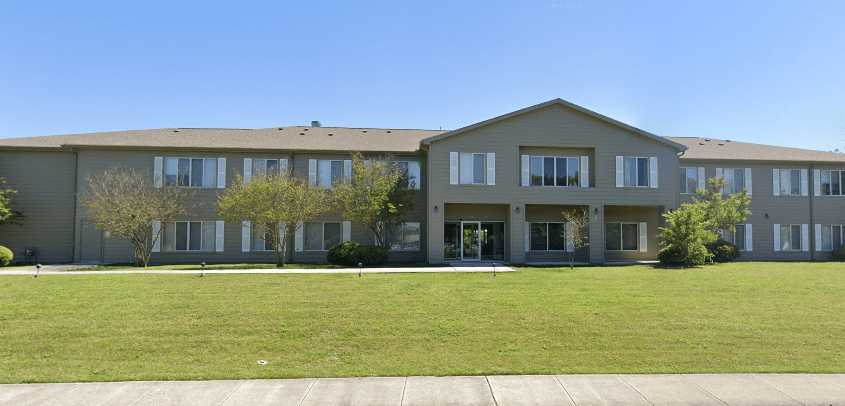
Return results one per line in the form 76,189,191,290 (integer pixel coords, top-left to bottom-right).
449,152,495,186
717,168,751,194
529,156,579,187
773,168,806,196
820,170,844,196
680,167,702,194
308,159,351,188
164,157,218,188
253,159,286,177
394,161,421,190
616,156,657,188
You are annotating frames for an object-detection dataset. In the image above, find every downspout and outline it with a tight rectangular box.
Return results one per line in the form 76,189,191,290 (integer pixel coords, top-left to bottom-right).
809,163,815,260
71,149,79,263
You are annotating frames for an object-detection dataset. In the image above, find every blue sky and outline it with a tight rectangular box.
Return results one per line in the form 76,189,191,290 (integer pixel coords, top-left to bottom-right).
1,1,843,151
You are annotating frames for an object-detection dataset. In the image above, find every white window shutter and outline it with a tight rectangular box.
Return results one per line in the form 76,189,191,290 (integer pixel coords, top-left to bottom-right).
280,158,289,176
801,224,809,251
243,158,253,184
648,157,658,188
241,221,251,253
815,224,822,252
742,168,751,195
408,161,421,190
800,169,808,196
343,160,352,183
813,169,821,196
215,221,225,252
342,221,352,242
697,167,705,191
772,169,780,196
565,223,574,252
615,156,624,188
773,224,781,251
151,220,161,252
638,222,648,252
524,223,530,252
449,152,459,185
580,156,589,188
153,157,163,188
308,159,318,186
294,222,304,252
745,224,753,252
217,158,226,188
486,153,495,185
521,155,530,186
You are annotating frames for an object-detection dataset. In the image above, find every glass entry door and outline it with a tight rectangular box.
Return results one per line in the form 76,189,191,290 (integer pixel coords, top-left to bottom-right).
461,221,481,261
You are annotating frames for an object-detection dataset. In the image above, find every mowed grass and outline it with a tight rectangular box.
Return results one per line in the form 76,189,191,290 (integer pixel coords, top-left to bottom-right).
0,262,844,383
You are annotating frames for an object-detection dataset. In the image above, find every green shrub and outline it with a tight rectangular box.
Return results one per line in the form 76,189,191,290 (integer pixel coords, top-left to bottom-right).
326,242,389,266
0,245,12,267
832,245,845,261
657,202,715,267
708,239,739,262
657,246,687,267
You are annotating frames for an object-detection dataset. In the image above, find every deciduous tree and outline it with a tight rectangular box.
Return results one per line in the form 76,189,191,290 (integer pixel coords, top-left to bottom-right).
560,207,591,269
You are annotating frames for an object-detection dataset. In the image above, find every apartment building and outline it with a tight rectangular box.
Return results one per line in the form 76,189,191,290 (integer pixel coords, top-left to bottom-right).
1,99,843,265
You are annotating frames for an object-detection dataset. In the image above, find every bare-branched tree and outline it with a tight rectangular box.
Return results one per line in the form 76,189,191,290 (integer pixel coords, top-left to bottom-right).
83,167,191,267
561,207,591,269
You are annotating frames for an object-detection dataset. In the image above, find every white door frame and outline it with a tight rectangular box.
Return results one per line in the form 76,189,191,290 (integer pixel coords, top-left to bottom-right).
460,221,481,261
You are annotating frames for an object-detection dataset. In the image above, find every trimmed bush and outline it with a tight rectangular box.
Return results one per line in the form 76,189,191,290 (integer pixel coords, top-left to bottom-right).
833,245,845,262
327,242,389,266
657,246,687,267
708,239,739,262
0,245,12,267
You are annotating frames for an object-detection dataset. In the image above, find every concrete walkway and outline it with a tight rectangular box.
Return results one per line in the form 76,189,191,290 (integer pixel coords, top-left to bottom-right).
0,264,515,276
2,374,845,405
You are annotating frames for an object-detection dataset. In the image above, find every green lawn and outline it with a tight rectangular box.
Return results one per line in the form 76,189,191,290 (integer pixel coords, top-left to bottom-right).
1,262,843,383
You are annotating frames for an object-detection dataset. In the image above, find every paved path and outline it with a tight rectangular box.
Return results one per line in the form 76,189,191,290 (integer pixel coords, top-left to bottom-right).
2,374,845,405
0,265,515,276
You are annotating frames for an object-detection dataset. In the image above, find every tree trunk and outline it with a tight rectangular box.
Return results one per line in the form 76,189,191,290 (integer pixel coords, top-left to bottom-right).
275,234,287,267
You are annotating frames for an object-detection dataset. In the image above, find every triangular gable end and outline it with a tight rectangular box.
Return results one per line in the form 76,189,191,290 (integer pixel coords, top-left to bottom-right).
421,98,687,151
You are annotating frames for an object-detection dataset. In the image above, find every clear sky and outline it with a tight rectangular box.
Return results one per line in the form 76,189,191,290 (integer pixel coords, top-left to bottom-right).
2,1,843,152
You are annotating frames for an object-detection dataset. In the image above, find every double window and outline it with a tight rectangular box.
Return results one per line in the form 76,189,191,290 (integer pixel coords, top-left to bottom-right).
459,153,487,185
623,157,651,187
819,224,844,251
393,161,421,190
720,168,747,194
529,222,566,251
252,159,286,178
779,224,803,251
164,157,218,188
304,222,342,251
774,168,803,196
680,167,701,194
820,170,844,196
252,223,278,251
318,160,345,187
606,222,639,251
390,222,421,251
529,156,579,187
164,221,218,252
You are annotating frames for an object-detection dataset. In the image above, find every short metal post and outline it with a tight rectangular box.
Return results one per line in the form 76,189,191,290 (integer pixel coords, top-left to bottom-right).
200,261,206,277
34,263,41,278
358,262,363,278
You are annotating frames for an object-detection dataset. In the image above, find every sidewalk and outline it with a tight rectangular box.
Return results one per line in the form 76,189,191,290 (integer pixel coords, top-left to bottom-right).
2,374,845,405
0,264,515,276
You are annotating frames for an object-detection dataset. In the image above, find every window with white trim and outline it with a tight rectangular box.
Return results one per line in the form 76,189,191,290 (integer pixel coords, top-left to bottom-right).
317,160,345,187
722,168,746,194
780,224,802,251
623,157,650,187
303,222,342,251
163,221,218,252
528,156,579,187
164,157,218,188
389,222,421,251
529,222,566,251
252,223,278,251
733,224,746,251
820,224,843,251
606,222,638,251
680,167,700,194
393,161,421,190
252,159,286,178
458,152,486,185
776,169,802,196
820,170,844,196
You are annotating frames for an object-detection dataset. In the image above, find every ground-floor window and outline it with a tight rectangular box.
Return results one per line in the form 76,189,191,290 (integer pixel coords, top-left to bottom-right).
253,223,278,251
164,221,217,252
304,222,341,251
733,224,746,251
780,224,802,251
820,224,843,251
606,222,638,251
529,222,565,251
390,222,421,251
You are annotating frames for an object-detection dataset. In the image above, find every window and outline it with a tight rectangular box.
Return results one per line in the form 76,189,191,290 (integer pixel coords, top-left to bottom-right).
624,157,650,187
680,167,699,194
776,169,802,195
390,222,421,251
253,159,285,178
834,225,843,250
733,224,746,251
459,153,486,185
724,168,745,194
820,224,844,251
528,156,579,187
393,161,421,189
165,221,217,252
606,223,639,251
164,158,217,187
303,222,342,251
780,224,802,251
317,160,345,187
253,223,277,251
529,222,566,251
820,170,844,196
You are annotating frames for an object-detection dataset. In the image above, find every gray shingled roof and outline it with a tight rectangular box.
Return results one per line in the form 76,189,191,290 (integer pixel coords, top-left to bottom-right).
0,127,445,153
670,137,845,163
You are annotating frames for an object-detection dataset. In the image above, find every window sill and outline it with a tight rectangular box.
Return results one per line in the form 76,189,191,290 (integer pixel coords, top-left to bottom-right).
606,249,642,252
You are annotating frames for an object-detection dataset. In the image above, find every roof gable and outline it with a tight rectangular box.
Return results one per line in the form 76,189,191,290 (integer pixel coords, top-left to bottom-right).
422,98,687,151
